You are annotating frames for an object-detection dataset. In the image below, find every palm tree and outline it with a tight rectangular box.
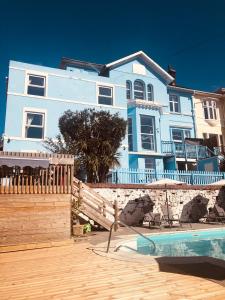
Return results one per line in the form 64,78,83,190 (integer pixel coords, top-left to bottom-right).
44,109,127,183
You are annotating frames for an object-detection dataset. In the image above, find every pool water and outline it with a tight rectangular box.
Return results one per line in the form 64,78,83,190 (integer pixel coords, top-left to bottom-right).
137,229,225,260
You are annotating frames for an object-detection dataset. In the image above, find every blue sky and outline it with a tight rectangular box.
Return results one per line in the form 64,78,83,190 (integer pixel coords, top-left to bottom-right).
1,0,225,133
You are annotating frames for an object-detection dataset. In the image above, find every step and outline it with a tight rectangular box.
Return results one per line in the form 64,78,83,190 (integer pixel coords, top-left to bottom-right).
75,204,113,231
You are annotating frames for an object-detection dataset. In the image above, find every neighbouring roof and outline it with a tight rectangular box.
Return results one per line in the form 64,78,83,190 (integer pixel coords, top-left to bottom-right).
60,57,105,74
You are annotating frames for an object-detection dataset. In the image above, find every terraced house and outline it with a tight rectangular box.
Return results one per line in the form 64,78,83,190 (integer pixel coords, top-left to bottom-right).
2,51,225,173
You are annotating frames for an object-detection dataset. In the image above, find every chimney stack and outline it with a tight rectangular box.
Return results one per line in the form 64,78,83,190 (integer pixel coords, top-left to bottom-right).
168,65,176,86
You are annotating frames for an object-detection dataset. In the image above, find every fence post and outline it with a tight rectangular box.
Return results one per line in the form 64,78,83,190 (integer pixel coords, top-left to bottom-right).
155,169,158,181
114,200,119,232
190,172,194,185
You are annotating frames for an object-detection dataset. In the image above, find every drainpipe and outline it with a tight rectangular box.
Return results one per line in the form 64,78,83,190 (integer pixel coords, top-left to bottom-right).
191,93,197,138
159,109,162,153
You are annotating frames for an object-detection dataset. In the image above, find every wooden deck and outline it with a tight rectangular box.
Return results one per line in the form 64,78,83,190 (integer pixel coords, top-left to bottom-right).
1,242,225,299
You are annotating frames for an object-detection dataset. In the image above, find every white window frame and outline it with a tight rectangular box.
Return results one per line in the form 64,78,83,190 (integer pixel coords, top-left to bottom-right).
25,70,48,98
169,94,180,113
140,115,155,151
134,79,145,100
171,128,191,143
97,84,114,106
202,99,217,120
22,107,47,140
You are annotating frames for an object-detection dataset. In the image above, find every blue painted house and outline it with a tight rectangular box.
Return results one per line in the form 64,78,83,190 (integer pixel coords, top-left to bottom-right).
3,51,206,172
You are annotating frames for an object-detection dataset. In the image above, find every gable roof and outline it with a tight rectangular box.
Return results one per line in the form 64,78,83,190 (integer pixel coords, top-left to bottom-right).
106,51,174,83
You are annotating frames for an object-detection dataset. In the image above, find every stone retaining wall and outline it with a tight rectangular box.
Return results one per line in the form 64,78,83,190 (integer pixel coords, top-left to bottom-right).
89,184,225,226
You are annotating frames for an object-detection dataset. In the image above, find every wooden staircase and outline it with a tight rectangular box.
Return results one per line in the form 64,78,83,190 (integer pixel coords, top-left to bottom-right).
72,178,118,231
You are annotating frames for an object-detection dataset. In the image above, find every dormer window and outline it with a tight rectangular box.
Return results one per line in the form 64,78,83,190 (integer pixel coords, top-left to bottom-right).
126,80,132,99
134,80,145,100
203,99,217,120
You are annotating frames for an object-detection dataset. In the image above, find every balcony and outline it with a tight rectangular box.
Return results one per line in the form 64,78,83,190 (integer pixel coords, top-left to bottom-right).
162,141,211,159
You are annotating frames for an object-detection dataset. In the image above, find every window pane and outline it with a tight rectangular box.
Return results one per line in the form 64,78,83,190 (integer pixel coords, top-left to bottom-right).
209,107,213,119
184,130,191,138
172,129,182,141
147,84,153,101
98,96,112,105
99,87,112,96
204,107,209,119
134,92,144,99
174,102,179,112
26,113,43,126
169,102,173,112
141,125,153,134
134,80,145,99
128,135,133,151
141,115,153,126
214,108,217,119
126,81,132,99
27,86,45,96
141,135,154,150
26,127,43,139
29,75,45,86
145,158,154,169
128,118,132,134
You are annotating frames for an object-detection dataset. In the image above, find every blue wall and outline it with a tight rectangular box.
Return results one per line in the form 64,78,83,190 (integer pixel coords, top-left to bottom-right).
3,54,195,172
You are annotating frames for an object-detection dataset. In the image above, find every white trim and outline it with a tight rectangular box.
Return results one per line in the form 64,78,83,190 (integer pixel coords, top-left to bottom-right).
128,151,163,156
169,123,193,129
168,112,192,117
127,99,162,110
22,107,47,140
10,66,126,88
176,158,196,162
194,89,224,97
106,51,174,83
7,92,127,110
4,136,47,142
168,86,193,93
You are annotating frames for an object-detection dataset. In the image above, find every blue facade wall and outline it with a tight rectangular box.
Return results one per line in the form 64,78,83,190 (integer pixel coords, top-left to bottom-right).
3,53,196,173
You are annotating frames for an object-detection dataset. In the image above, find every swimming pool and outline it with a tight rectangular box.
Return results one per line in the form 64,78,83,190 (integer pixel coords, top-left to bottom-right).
124,229,225,260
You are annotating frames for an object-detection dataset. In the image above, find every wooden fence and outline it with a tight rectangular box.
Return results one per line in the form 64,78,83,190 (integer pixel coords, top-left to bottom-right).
0,165,74,194
108,168,225,185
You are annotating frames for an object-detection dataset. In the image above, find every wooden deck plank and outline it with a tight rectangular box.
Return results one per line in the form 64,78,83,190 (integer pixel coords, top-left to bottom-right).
0,243,225,300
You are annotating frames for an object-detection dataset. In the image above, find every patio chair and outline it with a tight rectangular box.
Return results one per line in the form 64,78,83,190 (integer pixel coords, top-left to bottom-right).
214,204,225,223
161,204,182,228
143,212,161,228
204,207,218,223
